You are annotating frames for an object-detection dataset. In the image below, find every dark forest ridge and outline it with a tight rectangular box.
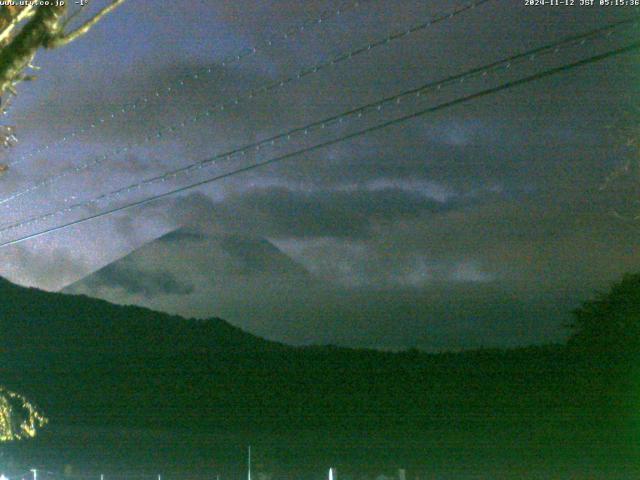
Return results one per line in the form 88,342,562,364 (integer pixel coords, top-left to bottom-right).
0,274,637,433
0,274,638,477
0,275,276,355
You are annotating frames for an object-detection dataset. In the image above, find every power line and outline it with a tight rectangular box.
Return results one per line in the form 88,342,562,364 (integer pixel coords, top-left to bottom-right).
7,0,369,169
0,23,634,236
0,17,640,244
0,39,636,248
0,17,633,235
0,0,494,206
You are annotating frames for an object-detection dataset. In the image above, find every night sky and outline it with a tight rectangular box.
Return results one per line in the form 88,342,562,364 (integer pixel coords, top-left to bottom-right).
0,0,638,350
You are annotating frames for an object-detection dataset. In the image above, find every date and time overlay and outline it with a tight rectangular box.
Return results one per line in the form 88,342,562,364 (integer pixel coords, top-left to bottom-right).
526,0,639,6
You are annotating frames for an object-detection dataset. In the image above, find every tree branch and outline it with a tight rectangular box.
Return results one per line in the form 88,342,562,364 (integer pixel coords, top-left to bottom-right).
0,5,66,96
0,5,35,45
0,1,126,98
47,0,126,48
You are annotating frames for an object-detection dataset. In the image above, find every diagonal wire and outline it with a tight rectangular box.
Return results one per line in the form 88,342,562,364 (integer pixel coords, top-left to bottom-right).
7,0,369,168
0,15,634,226
0,22,633,236
0,0,494,205
0,39,637,248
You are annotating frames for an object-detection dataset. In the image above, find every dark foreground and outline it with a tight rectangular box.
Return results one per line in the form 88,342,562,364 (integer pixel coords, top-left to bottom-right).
0,277,638,478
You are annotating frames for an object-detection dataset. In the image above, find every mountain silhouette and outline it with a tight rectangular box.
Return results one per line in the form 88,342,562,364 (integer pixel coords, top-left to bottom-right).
0,275,638,477
61,228,318,326
0,274,633,438
63,227,314,296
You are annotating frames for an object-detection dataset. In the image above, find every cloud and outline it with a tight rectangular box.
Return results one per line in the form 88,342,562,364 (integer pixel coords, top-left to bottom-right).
214,186,451,239
272,237,496,289
65,226,316,300
0,243,88,291
1,0,638,351
157,229,207,244
76,257,195,298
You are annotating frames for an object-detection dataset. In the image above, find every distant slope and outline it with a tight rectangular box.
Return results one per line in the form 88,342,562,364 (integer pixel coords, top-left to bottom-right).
0,275,288,428
2,275,275,354
62,227,315,302
0,278,636,480
0,276,634,435
61,228,323,340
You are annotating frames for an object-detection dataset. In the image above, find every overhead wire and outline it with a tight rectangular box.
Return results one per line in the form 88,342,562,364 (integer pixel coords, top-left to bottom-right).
0,21,634,238
7,0,370,169
0,16,634,230
0,14,634,227
0,35,636,248
0,0,494,207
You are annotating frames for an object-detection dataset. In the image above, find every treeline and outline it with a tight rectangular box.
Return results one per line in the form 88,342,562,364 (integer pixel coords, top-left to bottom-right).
0,275,637,432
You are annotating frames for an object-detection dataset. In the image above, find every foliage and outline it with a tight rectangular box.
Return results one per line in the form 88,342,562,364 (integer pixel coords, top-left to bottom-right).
0,1,126,100
0,387,47,442
568,273,640,354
